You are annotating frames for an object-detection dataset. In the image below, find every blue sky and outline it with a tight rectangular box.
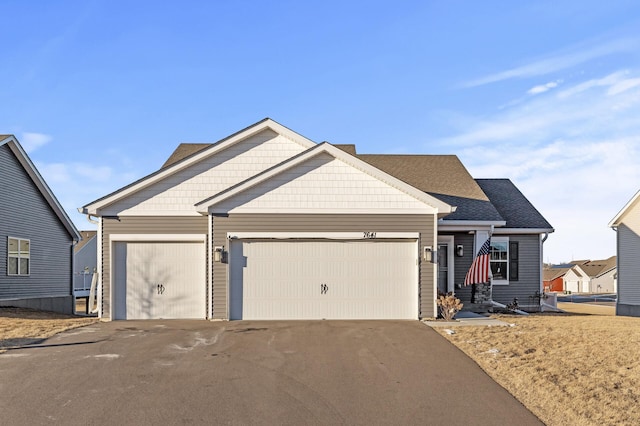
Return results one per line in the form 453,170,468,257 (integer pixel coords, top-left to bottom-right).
2,0,640,263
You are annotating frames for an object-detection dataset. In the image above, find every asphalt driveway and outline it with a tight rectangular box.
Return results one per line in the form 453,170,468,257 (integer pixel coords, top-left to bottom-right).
0,320,541,425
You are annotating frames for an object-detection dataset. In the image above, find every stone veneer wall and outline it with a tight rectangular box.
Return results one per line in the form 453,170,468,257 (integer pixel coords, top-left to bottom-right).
472,282,492,304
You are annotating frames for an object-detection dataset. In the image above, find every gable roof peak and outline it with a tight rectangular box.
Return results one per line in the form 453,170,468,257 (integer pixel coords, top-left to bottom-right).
1,134,81,241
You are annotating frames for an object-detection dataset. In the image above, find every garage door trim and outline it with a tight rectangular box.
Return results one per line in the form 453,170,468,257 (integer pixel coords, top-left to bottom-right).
228,233,420,320
110,234,207,320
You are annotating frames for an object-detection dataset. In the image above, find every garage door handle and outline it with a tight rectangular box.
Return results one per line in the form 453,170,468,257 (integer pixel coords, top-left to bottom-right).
321,283,328,294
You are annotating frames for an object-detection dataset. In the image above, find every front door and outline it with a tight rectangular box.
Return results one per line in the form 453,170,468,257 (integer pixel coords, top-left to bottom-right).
438,243,449,295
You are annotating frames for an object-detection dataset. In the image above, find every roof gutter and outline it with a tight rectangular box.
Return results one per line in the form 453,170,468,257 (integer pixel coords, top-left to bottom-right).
77,207,99,225
492,227,555,235
437,220,506,232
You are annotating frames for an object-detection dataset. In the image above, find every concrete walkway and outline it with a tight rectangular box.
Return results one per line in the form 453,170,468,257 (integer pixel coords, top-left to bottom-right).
424,311,513,327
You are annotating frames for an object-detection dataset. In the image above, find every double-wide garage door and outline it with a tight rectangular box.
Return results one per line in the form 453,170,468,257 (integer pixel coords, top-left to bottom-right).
113,241,206,320
229,239,418,320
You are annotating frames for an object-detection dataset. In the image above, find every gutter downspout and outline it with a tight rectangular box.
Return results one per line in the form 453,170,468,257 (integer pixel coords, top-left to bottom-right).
71,239,77,314
539,232,549,310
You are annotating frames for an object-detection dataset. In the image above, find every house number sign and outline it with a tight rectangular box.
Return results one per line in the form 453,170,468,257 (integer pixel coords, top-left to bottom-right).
363,232,377,239
156,284,165,295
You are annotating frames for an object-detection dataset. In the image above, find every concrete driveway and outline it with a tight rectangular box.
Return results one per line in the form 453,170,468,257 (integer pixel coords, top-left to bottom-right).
0,320,541,425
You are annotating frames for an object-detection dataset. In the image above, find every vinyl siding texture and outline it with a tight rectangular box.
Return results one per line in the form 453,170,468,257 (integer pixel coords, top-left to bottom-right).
491,234,542,307
618,219,640,307
0,144,74,306
441,233,542,308
212,214,436,319
101,216,208,319
215,153,432,213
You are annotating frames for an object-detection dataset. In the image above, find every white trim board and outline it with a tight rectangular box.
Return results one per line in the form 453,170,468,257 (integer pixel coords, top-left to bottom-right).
228,232,420,240
109,234,207,242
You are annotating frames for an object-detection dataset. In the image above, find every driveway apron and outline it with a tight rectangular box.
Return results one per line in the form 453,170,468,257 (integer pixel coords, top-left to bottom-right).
0,320,542,425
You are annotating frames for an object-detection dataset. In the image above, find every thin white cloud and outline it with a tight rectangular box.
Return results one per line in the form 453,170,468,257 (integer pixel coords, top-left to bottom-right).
442,69,640,147
608,77,640,96
527,80,561,95
462,37,638,88
20,132,52,153
557,70,628,99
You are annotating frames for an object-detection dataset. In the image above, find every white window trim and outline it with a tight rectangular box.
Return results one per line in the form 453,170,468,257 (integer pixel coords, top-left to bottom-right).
7,236,30,277
491,236,509,286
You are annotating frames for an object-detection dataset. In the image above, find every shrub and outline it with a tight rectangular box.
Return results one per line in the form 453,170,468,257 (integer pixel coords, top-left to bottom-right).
437,293,463,321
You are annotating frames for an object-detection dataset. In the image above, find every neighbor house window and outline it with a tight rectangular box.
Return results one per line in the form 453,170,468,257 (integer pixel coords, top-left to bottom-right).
490,237,519,285
8,237,30,276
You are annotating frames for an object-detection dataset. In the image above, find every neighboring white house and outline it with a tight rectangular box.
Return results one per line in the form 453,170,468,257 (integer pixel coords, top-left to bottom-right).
610,189,640,317
587,256,617,293
563,265,590,293
562,257,617,294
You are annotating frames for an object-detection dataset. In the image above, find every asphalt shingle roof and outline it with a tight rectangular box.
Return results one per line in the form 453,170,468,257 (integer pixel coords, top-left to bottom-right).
74,230,97,253
543,267,570,281
162,143,211,168
475,179,553,229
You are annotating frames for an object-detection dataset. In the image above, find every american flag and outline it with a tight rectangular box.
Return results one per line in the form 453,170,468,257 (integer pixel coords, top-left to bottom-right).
464,237,491,285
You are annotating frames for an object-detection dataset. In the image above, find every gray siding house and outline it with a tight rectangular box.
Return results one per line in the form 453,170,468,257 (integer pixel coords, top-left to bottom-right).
1,135,81,314
610,190,640,317
81,119,553,320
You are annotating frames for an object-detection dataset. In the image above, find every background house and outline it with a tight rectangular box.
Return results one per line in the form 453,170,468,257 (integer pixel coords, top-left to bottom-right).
0,135,81,314
73,230,97,314
562,257,617,294
543,267,569,292
610,190,640,317
584,257,617,293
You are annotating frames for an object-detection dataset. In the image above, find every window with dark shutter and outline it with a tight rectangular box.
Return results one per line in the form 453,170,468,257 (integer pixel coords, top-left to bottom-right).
509,241,519,281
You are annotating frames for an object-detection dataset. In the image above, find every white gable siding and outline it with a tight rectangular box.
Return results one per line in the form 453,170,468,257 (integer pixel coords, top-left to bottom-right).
102,130,307,216
591,269,616,293
618,201,640,305
214,153,431,213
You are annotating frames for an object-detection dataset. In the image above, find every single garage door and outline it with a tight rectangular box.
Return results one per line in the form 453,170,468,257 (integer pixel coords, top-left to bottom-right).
113,241,206,319
229,239,418,320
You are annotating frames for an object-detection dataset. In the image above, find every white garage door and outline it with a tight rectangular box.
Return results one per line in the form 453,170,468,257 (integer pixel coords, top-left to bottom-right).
113,241,206,320
229,239,418,320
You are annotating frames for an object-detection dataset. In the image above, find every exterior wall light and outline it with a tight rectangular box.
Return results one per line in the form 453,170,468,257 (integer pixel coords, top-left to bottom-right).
456,244,464,257
214,246,224,262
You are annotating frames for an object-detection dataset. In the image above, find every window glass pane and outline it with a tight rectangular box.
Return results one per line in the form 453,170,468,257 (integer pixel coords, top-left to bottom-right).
491,241,508,251
19,258,29,275
8,257,18,275
491,261,508,280
8,238,18,256
19,240,30,258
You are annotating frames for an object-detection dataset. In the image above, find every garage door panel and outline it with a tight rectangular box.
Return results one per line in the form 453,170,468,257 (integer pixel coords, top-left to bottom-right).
113,241,205,320
229,239,418,320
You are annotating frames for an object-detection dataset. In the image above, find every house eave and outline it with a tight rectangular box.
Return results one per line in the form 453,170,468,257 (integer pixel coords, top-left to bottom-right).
609,189,640,227
438,220,506,232
491,227,555,235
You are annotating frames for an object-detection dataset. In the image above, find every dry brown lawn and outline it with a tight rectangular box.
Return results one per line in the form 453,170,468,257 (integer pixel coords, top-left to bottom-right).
435,305,640,426
0,307,98,353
